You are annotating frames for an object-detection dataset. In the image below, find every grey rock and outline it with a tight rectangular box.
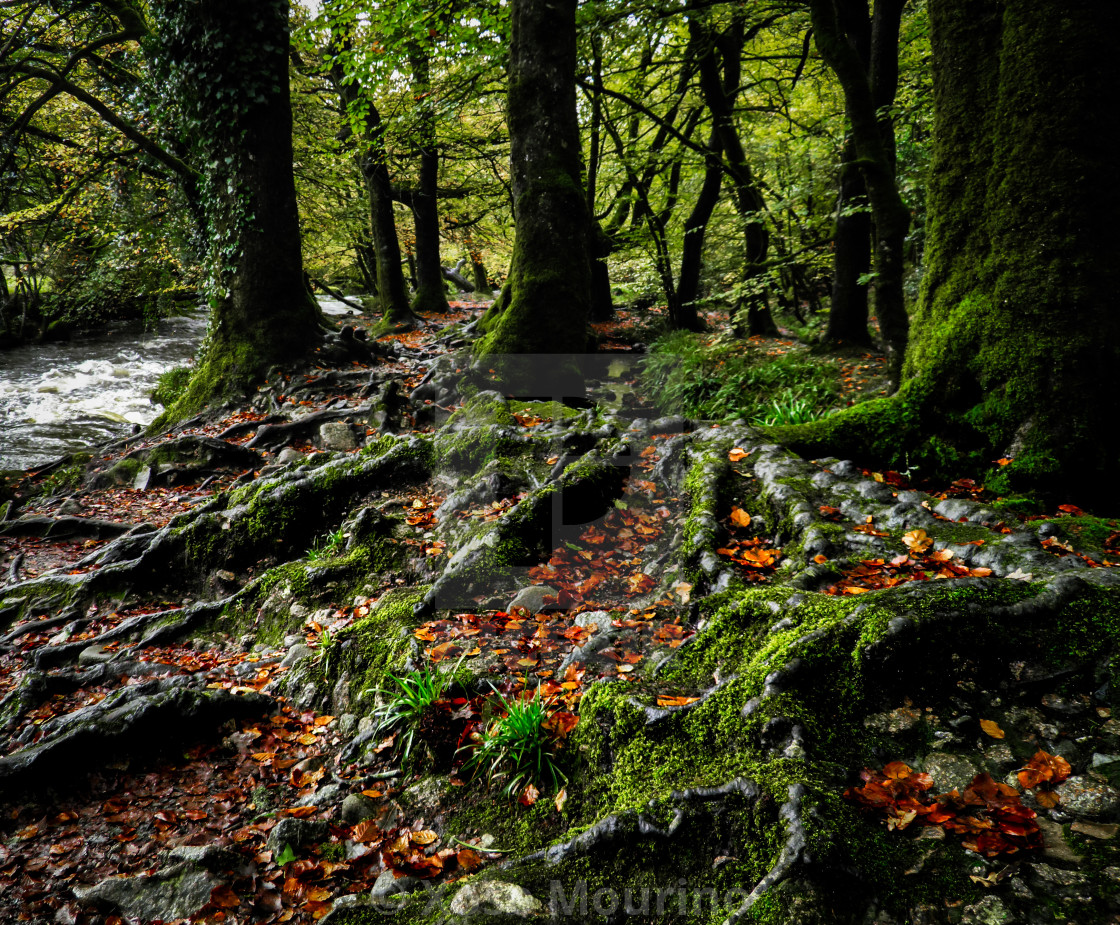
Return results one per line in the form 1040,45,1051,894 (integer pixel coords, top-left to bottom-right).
863,706,922,734
320,422,358,451
281,644,315,668
132,466,152,491
371,869,422,900
337,713,359,737
449,880,543,918
959,895,1011,925
267,817,329,853
984,743,1017,773
77,644,115,666
1029,862,1088,888
341,793,381,824
73,863,217,920
400,777,445,814
920,754,977,793
1041,693,1089,716
508,585,559,614
1056,776,1120,818
277,447,304,464
297,782,346,808
166,844,239,870
1036,817,1083,865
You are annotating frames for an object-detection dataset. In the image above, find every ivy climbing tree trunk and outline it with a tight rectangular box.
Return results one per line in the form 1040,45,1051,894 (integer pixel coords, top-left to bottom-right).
477,0,591,358
153,0,323,417
783,0,1120,506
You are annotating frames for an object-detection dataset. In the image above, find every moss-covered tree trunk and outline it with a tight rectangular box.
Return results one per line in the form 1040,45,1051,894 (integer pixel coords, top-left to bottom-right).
908,0,1120,498
155,0,323,417
408,49,450,315
784,0,1120,506
476,0,591,356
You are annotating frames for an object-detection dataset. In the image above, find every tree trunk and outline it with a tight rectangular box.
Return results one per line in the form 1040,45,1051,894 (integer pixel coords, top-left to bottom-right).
363,119,415,327
328,39,414,328
691,15,778,338
157,0,322,416
477,0,591,365
784,0,1120,506
470,251,490,293
811,0,908,384
826,134,872,345
676,127,723,329
408,49,450,314
589,219,614,322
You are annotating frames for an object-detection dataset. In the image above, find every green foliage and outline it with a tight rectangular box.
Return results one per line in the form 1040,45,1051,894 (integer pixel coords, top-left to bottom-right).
151,366,193,409
306,527,347,561
366,660,458,766
641,330,840,423
460,685,565,798
752,389,825,427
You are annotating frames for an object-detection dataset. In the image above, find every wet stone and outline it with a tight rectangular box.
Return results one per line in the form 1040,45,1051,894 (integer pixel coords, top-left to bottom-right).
863,706,923,734
1041,693,1089,717
1055,776,1120,818
959,896,1011,925
920,754,977,793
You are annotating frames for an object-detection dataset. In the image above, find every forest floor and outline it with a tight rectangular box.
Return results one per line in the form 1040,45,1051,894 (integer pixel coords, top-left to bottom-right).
1,302,1119,925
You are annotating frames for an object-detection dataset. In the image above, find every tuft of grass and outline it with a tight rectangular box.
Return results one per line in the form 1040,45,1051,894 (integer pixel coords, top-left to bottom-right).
751,389,824,426
460,684,566,798
639,330,839,423
366,659,459,766
306,527,346,561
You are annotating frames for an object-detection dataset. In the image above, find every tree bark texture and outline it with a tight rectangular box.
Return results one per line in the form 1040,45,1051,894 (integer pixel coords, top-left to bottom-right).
786,0,1120,506
408,50,450,314
811,0,908,382
176,0,322,400
905,0,1120,499
478,0,591,356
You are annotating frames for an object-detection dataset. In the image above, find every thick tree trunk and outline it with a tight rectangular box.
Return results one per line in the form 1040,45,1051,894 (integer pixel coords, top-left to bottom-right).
408,50,450,315
477,0,591,362
161,0,322,415
906,0,1120,500
783,0,1120,506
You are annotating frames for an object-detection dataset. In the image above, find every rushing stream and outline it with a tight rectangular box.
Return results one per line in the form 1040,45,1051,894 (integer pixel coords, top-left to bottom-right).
0,312,208,472
0,299,360,472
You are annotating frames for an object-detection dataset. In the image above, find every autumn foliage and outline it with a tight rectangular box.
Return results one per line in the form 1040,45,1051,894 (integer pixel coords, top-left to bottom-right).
844,751,1071,857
